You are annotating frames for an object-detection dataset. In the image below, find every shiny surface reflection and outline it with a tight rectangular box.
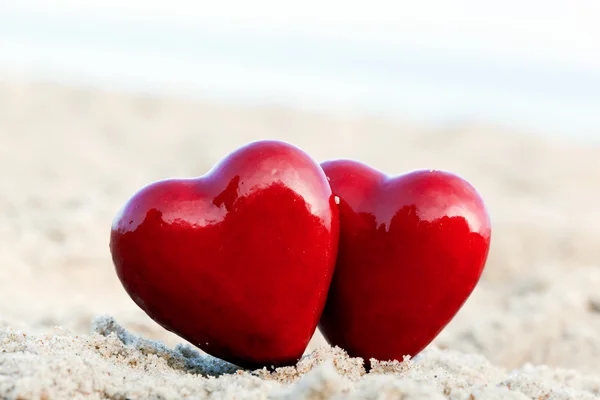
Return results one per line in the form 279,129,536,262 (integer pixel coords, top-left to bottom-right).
110,141,339,369
319,160,491,363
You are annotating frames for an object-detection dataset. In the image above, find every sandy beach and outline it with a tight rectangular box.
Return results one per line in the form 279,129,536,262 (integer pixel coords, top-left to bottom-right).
1,78,600,399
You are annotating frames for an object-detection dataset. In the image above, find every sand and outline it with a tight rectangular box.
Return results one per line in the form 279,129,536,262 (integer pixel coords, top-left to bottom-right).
1,78,600,399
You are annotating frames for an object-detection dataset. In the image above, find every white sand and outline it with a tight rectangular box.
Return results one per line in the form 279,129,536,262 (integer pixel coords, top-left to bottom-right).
3,316,600,399
1,79,600,399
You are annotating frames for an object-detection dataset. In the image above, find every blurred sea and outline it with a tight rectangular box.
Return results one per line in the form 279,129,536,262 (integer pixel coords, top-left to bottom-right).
1,2,599,142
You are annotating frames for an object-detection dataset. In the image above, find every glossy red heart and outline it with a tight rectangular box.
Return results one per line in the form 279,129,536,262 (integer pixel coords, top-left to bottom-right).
110,141,339,369
319,160,491,362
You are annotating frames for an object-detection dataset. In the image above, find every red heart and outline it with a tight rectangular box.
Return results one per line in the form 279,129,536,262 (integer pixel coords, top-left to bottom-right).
319,160,491,362
110,141,339,369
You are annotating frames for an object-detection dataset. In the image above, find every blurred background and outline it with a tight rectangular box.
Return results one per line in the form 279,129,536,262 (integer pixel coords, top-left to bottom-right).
1,1,599,139
1,0,600,374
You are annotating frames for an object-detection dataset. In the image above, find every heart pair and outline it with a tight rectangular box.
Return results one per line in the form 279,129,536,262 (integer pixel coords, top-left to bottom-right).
110,140,491,369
